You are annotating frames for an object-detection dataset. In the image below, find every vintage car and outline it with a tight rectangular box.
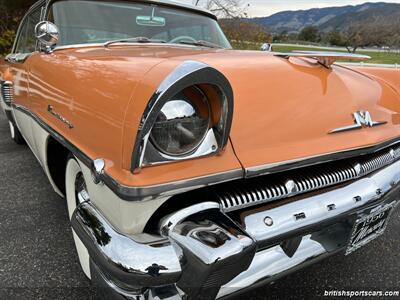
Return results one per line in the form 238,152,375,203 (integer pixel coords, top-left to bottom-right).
1,0,400,299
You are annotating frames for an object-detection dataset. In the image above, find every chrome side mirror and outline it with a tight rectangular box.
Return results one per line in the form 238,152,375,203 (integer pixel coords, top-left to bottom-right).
261,43,272,52
35,21,59,50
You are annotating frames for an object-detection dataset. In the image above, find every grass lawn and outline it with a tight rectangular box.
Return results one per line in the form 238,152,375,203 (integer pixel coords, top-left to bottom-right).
232,42,400,64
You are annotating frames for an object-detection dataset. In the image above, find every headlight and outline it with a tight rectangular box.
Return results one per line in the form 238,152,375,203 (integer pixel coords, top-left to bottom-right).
150,87,211,156
131,60,234,172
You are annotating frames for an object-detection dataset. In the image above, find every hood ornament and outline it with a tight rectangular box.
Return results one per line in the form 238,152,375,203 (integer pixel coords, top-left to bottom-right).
330,111,387,134
275,51,370,68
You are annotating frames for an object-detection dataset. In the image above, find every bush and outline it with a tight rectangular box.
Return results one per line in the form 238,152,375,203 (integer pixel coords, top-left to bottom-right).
0,30,16,56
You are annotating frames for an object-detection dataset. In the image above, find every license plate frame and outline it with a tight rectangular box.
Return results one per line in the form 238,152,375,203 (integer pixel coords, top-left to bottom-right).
345,202,396,255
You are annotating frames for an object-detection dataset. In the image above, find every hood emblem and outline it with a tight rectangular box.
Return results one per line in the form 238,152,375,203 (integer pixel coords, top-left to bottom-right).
330,111,386,134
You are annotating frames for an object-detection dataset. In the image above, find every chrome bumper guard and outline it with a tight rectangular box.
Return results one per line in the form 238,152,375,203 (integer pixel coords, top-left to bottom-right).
71,160,400,299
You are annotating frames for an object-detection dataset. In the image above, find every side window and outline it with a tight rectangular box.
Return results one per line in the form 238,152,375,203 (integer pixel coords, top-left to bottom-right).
14,20,29,54
14,8,42,54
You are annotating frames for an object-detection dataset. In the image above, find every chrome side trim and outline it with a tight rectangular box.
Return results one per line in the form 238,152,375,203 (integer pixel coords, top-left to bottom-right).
218,145,400,211
71,201,182,289
102,168,244,201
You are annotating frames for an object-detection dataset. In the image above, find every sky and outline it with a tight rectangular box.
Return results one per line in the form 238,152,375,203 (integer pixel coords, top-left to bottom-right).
179,0,400,17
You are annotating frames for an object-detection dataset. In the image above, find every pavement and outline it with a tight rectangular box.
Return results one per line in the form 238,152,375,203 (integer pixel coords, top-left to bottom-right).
0,111,399,300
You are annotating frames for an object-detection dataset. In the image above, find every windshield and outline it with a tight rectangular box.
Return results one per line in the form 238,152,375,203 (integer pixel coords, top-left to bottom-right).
48,0,231,48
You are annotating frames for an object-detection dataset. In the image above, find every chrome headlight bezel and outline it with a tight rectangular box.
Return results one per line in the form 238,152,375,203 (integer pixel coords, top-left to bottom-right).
131,60,234,173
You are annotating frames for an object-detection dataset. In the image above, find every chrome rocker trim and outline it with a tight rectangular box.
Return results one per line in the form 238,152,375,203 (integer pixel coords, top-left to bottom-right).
71,160,400,299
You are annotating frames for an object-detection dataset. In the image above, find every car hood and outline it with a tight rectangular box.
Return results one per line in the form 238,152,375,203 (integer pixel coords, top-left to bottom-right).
198,51,400,174
146,47,400,174
58,45,400,177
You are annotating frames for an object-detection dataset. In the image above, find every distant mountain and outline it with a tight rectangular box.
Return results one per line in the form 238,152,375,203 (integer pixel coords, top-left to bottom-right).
249,2,400,33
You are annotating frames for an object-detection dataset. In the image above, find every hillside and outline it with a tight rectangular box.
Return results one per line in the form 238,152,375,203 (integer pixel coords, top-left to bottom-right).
250,2,400,33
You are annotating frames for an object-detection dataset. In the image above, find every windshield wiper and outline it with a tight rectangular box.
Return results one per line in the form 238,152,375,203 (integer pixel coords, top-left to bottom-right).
178,40,223,49
104,37,166,47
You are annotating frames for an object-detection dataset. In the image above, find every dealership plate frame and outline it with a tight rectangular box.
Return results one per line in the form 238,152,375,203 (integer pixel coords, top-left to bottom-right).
346,201,397,255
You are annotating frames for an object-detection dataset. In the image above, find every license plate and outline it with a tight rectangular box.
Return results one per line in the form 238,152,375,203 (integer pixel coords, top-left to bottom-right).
345,202,395,255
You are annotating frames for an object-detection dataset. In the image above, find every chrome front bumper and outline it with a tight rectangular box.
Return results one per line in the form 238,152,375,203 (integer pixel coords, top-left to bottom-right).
71,160,400,299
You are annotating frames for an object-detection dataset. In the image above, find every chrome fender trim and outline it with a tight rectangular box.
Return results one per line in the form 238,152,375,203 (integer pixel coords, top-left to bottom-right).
71,201,182,289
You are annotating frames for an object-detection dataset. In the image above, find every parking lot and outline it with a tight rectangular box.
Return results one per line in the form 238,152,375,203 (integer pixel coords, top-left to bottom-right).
0,112,399,299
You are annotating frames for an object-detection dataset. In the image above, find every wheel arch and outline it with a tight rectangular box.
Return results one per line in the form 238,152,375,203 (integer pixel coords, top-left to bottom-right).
45,136,71,196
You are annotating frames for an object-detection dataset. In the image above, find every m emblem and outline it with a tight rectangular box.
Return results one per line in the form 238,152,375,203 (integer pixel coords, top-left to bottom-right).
354,111,377,127
330,111,386,134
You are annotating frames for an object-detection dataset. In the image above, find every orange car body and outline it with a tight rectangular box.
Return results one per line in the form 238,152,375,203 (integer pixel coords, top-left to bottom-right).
1,47,400,189
1,1,400,299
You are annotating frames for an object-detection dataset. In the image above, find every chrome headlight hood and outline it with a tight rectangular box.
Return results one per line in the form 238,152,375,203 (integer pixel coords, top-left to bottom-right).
130,60,234,173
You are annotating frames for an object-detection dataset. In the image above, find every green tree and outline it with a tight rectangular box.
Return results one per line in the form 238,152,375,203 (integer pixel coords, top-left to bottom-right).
298,26,319,42
220,19,272,49
273,30,289,42
0,0,37,55
328,31,346,47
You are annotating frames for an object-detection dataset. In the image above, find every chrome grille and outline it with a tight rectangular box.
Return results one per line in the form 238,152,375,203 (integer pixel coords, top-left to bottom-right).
0,81,13,105
217,145,400,212
360,150,395,174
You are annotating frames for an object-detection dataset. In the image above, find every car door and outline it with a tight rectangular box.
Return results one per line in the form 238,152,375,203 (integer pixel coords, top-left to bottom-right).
6,6,43,150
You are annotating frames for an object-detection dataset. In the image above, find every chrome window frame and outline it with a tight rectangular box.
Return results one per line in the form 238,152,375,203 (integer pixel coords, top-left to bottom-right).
42,0,221,51
11,1,46,55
